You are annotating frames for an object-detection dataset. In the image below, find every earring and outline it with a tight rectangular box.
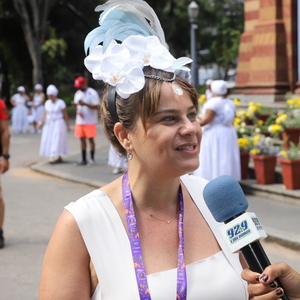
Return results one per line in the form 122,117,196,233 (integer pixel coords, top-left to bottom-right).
127,151,133,161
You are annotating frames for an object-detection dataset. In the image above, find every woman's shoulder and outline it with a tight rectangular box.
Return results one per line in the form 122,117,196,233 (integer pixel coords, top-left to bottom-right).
204,97,223,109
65,189,108,210
181,174,209,194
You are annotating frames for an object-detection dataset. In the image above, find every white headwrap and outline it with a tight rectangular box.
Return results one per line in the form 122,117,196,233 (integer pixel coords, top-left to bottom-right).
17,86,25,92
35,83,43,90
46,84,58,96
205,79,213,86
211,80,227,96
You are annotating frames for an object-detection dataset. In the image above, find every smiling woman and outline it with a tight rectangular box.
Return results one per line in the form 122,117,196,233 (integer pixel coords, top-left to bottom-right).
39,1,251,300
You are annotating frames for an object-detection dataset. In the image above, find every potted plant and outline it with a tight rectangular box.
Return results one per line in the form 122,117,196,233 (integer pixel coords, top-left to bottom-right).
252,115,277,137
277,142,300,190
250,135,280,185
236,109,253,125
275,112,300,149
238,136,253,179
247,102,276,122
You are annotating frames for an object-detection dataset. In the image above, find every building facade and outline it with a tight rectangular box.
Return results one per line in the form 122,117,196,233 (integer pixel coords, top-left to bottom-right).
235,0,298,103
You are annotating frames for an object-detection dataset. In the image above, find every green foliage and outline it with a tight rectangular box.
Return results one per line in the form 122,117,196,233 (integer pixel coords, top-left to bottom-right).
40,27,67,60
0,0,244,96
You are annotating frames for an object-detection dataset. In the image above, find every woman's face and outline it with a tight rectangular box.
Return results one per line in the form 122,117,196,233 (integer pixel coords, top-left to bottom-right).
128,81,202,177
48,94,56,102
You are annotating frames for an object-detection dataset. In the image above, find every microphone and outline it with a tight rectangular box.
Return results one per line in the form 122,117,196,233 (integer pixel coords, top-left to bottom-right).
203,175,289,300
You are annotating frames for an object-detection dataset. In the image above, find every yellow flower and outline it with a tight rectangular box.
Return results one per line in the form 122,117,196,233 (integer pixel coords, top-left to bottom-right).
275,114,288,124
234,117,241,126
257,120,264,126
237,110,250,119
233,98,240,106
248,102,262,114
286,98,300,109
279,150,288,158
238,138,249,148
253,135,261,145
198,94,207,104
250,149,261,155
268,124,283,134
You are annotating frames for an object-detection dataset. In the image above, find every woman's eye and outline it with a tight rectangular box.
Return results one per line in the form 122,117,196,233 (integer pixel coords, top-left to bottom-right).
162,116,175,122
188,112,197,120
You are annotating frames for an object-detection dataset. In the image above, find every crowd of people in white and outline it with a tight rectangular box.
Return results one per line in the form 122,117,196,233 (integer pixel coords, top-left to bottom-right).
9,83,127,172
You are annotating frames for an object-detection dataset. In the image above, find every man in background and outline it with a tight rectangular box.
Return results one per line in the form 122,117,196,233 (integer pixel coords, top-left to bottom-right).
0,98,10,248
73,77,100,166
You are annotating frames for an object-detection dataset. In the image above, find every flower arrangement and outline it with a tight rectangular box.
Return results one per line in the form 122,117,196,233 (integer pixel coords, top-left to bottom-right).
277,142,300,160
249,135,280,156
286,98,300,111
268,123,284,136
236,109,253,125
247,102,275,116
235,120,253,137
238,136,253,152
84,35,192,99
275,112,300,129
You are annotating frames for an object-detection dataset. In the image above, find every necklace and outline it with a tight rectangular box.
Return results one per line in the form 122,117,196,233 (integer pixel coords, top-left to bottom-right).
149,213,177,224
135,200,178,224
122,171,187,300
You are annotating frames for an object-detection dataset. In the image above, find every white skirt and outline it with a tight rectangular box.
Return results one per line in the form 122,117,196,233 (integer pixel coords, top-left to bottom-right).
108,144,127,169
11,105,29,133
39,119,69,158
194,124,241,181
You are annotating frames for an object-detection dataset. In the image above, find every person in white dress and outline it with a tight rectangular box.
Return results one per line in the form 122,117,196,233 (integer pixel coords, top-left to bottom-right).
31,83,45,133
38,2,252,299
9,86,30,133
205,78,214,101
108,143,127,174
37,84,70,164
193,80,241,181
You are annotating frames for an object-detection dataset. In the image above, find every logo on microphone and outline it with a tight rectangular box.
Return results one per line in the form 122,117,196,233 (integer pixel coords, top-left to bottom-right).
219,212,268,253
226,220,251,244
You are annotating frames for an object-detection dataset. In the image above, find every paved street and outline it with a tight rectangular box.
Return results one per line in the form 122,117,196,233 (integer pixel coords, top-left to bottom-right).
0,119,300,300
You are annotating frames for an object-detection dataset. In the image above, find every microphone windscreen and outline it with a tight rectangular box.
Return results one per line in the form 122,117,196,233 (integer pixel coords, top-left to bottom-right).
203,175,248,222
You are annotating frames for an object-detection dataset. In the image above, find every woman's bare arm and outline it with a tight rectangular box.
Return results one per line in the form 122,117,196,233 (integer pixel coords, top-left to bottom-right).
39,210,91,300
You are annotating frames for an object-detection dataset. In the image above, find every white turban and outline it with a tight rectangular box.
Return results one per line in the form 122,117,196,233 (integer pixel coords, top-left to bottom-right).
211,80,227,96
205,79,213,86
35,83,43,90
17,86,25,92
46,84,58,96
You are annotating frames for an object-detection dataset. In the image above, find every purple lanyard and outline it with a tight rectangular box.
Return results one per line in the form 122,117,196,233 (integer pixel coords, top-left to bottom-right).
122,171,187,300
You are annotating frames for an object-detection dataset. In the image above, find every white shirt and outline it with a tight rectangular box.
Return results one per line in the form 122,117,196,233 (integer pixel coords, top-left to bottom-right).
74,87,100,125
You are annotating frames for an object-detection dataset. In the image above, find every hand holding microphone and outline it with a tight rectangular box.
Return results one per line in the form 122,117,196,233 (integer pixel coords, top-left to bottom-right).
203,175,290,300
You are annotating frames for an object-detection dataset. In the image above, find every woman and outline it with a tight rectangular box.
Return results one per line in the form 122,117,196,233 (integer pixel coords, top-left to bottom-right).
39,2,249,299
9,86,30,133
193,80,241,181
32,83,45,133
37,84,70,164
39,69,250,300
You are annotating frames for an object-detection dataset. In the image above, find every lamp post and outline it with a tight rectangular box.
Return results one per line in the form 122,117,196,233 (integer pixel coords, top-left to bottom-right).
188,1,199,87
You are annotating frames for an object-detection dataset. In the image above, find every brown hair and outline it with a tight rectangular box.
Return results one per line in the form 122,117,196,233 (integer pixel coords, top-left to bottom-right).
100,67,199,156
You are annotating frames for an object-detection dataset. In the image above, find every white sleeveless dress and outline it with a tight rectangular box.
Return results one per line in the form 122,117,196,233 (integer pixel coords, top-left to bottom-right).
65,174,248,299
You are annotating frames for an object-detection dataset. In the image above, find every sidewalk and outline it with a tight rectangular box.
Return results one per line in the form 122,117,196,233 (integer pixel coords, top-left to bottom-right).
31,144,300,251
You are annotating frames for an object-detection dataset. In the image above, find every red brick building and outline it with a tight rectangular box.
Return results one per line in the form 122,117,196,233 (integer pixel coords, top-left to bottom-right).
235,0,298,103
